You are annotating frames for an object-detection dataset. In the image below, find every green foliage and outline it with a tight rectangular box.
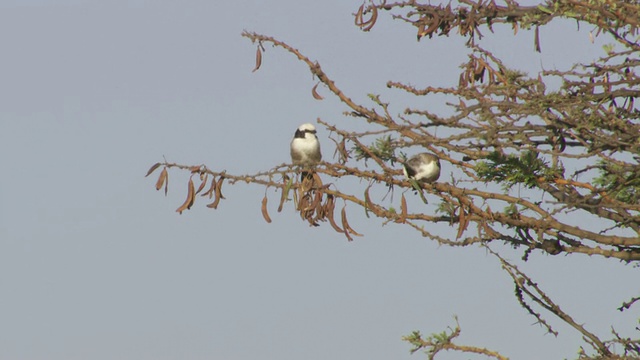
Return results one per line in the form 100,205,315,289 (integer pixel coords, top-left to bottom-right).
504,203,520,218
476,151,562,189
402,329,452,355
593,161,640,204
437,200,456,218
402,330,426,354
353,135,397,164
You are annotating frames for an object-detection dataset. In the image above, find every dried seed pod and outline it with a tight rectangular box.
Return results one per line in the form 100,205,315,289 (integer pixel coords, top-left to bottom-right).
354,4,364,27
474,62,485,82
207,176,225,209
417,22,426,41
297,195,309,216
344,229,352,241
312,172,323,188
422,14,440,37
314,197,326,220
216,175,226,200
363,187,372,218
145,162,162,177
309,190,323,214
201,176,216,198
341,205,362,239
301,174,315,192
335,138,349,164
398,193,407,224
325,195,344,233
456,207,465,239
534,26,541,53
261,195,272,223
155,168,168,192
459,72,468,88
163,171,169,195
195,173,208,195
361,5,378,31
311,83,324,100
176,177,196,214
252,46,262,72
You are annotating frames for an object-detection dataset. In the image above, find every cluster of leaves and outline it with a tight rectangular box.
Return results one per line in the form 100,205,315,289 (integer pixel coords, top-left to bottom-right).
403,316,508,360
475,150,562,189
353,135,398,164
594,160,640,205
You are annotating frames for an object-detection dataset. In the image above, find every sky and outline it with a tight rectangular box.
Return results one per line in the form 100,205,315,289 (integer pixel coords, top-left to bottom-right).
1,1,638,360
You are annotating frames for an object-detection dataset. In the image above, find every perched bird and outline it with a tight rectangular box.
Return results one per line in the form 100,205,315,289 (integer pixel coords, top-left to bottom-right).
402,153,441,183
290,123,322,166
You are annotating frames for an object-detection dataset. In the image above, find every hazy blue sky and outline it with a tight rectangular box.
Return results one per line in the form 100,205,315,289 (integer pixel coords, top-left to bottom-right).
1,1,637,359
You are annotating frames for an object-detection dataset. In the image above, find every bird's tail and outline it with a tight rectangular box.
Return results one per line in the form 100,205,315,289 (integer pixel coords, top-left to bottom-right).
300,170,313,181
299,169,322,191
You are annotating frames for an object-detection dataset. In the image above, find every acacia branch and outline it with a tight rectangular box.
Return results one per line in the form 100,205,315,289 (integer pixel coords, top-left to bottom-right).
146,159,640,261
486,246,613,357
242,31,390,126
403,317,509,360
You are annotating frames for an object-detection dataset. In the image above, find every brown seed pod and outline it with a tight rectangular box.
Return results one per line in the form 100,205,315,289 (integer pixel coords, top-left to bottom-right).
456,205,469,240
341,205,362,239
309,190,323,214
398,193,407,224
459,72,468,88
331,138,349,164
145,162,162,177
342,218,353,241
201,176,216,198
297,194,309,216
261,195,272,223
354,4,364,27
207,176,225,209
325,195,344,233
195,173,208,195
314,196,327,221
361,5,378,32
176,177,196,214
363,187,372,218
311,83,324,100
422,13,440,37
252,46,262,73
312,172,323,188
155,168,168,192
474,61,485,82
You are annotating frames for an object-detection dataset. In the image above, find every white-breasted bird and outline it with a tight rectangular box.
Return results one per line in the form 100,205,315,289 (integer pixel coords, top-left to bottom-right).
290,123,322,166
402,153,441,183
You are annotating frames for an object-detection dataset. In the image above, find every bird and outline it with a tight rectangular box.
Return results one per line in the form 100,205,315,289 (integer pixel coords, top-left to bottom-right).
402,153,441,183
290,123,322,167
